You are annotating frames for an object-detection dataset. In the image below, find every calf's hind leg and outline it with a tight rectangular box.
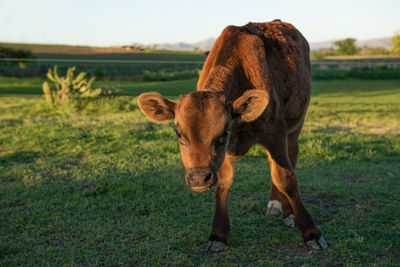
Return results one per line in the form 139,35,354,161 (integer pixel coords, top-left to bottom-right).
267,184,283,216
267,185,295,227
265,137,328,249
278,127,304,227
267,127,303,227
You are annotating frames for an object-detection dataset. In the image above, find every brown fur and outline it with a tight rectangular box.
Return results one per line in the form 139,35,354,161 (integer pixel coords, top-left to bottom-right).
138,20,324,249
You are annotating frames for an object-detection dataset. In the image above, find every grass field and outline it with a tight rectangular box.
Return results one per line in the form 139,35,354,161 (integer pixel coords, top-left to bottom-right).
0,76,198,96
0,79,399,265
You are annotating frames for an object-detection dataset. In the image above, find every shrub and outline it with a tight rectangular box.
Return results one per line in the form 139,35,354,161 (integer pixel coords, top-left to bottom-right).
312,65,400,80
0,46,35,67
142,69,200,81
93,66,104,81
42,66,102,108
348,66,400,79
312,67,348,80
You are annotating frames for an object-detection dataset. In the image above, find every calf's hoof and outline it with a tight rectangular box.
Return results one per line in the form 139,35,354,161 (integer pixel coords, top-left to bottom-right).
266,200,282,216
305,236,328,250
283,214,295,228
205,241,226,253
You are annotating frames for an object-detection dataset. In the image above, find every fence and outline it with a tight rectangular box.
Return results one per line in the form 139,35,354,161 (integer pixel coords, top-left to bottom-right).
1,57,400,80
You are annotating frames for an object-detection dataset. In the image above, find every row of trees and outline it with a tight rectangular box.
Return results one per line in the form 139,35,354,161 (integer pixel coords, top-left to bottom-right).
311,31,400,58
0,46,35,67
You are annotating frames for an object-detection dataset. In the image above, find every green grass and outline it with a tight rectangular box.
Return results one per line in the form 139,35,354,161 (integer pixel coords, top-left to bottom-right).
0,79,399,265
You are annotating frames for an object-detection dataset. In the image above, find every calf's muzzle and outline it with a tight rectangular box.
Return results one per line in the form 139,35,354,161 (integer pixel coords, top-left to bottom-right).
186,167,216,193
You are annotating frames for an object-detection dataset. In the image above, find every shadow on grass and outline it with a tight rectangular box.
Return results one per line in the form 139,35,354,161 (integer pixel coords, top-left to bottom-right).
0,119,24,126
2,151,398,265
0,150,40,164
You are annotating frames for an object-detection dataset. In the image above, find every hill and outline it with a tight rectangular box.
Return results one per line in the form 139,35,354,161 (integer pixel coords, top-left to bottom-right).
1,36,393,54
309,37,392,51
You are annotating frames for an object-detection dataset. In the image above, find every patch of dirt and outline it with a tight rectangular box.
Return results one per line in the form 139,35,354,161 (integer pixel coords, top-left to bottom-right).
83,183,96,192
275,242,309,257
318,257,338,267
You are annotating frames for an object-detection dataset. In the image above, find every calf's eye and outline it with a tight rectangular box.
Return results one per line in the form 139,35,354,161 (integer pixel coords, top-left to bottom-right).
175,128,182,138
217,131,230,144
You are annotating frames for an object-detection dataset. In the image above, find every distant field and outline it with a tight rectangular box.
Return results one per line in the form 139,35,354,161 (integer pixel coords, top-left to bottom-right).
0,42,205,55
0,79,399,265
0,44,206,79
0,42,106,53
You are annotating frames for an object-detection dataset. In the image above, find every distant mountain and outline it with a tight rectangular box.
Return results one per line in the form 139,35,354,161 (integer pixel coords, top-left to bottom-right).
309,40,336,51
356,38,392,49
309,37,392,51
131,37,392,51
155,42,197,51
193,37,216,51
149,37,216,51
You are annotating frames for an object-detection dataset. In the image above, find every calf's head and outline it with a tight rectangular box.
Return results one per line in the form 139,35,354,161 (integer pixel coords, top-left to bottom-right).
138,90,268,193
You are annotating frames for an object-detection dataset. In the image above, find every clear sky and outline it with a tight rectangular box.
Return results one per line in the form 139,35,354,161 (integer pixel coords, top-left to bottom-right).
1,0,399,46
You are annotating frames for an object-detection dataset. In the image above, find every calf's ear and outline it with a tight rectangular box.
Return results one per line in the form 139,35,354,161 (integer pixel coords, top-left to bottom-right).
138,92,175,123
232,89,269,122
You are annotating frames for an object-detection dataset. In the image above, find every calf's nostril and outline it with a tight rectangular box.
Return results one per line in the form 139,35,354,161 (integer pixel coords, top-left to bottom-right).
204,172,212,182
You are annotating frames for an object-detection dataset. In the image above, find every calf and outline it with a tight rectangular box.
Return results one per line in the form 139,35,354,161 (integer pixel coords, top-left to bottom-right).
138,20,328,252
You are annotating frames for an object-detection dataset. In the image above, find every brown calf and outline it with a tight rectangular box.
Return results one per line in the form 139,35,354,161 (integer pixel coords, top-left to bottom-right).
138,20,328,252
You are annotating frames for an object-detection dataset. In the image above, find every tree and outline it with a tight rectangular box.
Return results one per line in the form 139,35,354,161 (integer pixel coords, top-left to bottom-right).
391,30,400,54
334,38,358,55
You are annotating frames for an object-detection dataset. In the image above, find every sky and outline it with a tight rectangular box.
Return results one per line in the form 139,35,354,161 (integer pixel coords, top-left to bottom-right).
0,0,399,46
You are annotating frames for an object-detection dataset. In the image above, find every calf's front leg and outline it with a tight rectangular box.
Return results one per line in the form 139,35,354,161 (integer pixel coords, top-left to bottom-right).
206,156,233,253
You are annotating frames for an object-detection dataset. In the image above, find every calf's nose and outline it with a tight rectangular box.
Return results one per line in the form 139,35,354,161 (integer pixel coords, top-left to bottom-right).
189,172,212,182
187,168,213,186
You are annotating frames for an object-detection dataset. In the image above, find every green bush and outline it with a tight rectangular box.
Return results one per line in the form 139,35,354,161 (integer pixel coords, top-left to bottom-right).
312,66,400,80
0,46,35,67
93,66,104,81
42,66,102,108
142,69,200,81
312,67,348,80
348,66,400,79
